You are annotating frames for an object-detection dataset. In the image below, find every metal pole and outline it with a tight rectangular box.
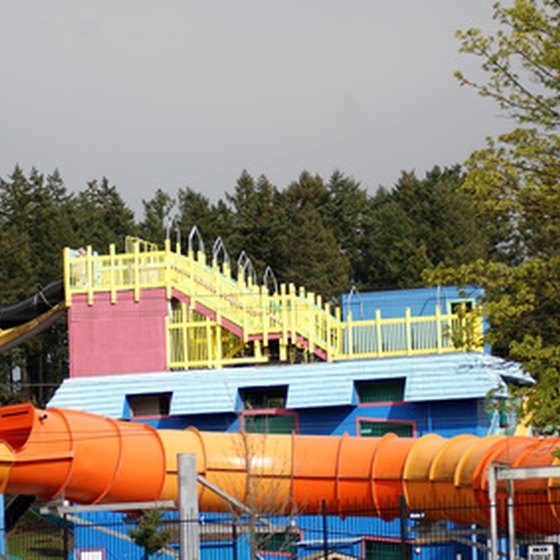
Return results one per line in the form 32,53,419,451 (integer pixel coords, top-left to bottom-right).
488,464,499,560
232,517,238,560
322,500,328,560
178,453,200,560
506,480,515,560
400,495,408,560
63,512,69,560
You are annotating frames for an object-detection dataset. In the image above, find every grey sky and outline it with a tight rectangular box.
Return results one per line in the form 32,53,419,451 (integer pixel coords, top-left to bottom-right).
1,1,508,215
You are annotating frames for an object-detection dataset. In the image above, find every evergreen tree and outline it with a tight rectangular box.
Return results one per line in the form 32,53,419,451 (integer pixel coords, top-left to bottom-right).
279,204,350,298
175,187,232,255
226,171,285,277
139,189,176,247
68,177,136,252
323,171,372,284
0,166,74,404
360,166,489,290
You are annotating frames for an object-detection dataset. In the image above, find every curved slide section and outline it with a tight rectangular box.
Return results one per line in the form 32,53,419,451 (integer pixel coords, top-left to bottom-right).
0,404,559,534
0,280,66,353
0,280,64,328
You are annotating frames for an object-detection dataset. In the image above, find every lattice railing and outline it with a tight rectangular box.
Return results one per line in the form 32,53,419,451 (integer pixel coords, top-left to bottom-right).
64,239,483,369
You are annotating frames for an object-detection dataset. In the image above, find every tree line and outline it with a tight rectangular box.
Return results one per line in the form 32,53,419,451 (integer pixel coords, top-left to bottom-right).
0,162,489,404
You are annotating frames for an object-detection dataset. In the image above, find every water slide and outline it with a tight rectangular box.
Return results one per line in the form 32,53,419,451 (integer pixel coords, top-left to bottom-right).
0,280,65,353
0,404,559,534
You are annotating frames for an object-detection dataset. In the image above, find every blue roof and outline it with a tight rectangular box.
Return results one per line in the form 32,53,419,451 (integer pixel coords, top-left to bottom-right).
48,353,532,419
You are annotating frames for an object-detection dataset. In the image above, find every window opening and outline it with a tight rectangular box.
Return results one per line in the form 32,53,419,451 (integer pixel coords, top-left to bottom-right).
243,413,297,434
359,420,414,438
240,386,288,410
356,379,405,403
448,298,474,314
127,392,172,417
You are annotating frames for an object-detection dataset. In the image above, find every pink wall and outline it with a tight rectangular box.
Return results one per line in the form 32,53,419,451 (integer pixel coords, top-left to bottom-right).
68,289,168,377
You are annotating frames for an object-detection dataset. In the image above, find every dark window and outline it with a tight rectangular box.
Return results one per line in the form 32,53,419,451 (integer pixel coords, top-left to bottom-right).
448,299,474,314
127,393,172,417
365,539,411,559
359,420,413,438
240,386,288,410
356,379,405,403
243,413,297,434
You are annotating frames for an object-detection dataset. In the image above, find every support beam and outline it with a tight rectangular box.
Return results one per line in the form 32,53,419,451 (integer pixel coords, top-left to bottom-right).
179,453,200,560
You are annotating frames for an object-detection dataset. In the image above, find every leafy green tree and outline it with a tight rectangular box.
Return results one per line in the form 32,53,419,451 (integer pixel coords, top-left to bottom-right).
429,0,560,429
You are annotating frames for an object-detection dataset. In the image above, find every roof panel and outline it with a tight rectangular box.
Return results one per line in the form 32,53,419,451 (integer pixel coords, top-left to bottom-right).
48,353,532,418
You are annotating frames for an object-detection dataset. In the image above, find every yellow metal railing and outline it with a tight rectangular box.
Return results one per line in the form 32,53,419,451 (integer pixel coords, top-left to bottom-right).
64,239,483,370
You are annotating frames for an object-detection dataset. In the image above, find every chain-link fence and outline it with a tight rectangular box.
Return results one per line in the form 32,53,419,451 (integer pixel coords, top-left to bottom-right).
4,497,560,559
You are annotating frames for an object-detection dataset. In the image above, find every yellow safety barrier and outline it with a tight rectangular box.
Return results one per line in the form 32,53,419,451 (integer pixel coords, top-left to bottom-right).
64,239,484,370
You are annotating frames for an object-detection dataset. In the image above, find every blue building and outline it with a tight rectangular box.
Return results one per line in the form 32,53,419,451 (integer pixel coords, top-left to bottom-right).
47,285,531,559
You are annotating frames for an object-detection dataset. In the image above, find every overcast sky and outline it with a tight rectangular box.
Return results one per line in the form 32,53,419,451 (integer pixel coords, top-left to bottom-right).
1,1,509,216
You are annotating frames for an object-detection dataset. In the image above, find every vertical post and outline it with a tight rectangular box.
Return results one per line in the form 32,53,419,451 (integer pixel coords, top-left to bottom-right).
134,239,140,302
87,245,94,306
405,307,412,355
347,311,353,357
232,517,238,560
164,237,172,300
507,479,515,560
63,247,72,307
280,283,288,360
400,495,407,560
488,464,499,560
376,309,383,357
435,305,442,353
325,302,332,361
321,500,328,560
178,453,200,560
109,243,116,304
63,512,69,560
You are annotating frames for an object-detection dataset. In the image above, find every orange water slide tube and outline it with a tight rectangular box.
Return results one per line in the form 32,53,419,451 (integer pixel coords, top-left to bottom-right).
1,403,560,534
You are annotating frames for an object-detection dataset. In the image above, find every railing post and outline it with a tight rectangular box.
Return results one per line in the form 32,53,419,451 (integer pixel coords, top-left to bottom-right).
280,283,288,361
335,307,342,357
347,311,353,356
289,284,296,347
376,309,383,357
215,312,222,369
63,247,71,307
405,307,412,355
206,317,213,369
325,302,332,362
133,240,140,302
86,245,94,306
307,291,315,355
261,286,268,349
164,238,172,300
182,302,189,371
435,304,442,353
109,243,116,304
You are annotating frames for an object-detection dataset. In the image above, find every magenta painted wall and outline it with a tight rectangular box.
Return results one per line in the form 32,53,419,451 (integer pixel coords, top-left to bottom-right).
68,289,168,377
